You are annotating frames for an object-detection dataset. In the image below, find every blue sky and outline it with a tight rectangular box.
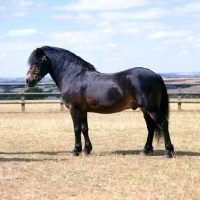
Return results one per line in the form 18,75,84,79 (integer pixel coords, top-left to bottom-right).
0,0,200,77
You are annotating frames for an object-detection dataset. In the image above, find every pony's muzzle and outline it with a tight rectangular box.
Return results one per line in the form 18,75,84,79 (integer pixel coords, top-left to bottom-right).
26,77,37,87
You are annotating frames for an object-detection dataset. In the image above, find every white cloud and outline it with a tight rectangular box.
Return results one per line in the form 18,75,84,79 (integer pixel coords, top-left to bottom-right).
52,13,93,21
179,50,191,56
7,29,37,37
45,30,111,50
0,53,7,60
148,30,193,39
152,46,164,51
95,21,169,37
98,8,169,21
18,1,33,7
47,32,71,41
76,13,92,21
6,12,27,17
0,6,6,10
52,0,149,11
48,31,96,44
173,2,200,17
52,14,72,20
105,43,116,48
0,40,46,51
52,10,171,37
1,1,34,18
180,2,200,13
51,2,200,24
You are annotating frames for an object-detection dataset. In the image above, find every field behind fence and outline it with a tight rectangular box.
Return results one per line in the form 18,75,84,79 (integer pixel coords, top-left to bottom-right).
0,103,200,199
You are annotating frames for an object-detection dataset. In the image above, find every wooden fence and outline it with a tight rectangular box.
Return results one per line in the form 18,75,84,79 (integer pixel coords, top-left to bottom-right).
167,82,200,110
0,82,200,111
0,83,63,111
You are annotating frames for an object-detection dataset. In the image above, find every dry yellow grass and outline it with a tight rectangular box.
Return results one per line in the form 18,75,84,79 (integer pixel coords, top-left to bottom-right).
0,103,200,200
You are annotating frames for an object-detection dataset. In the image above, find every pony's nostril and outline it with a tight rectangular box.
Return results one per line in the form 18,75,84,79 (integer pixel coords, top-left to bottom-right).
26,77,37,87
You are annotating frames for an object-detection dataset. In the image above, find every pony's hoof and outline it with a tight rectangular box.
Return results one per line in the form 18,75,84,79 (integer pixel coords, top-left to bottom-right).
140,150,153,156
83,148,91,155
72,150,80,156
164,150,175,158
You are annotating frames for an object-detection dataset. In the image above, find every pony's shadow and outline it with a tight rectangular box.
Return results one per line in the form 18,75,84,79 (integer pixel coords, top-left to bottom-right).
0,151,71,162
113,150,200,157
1,150,200,162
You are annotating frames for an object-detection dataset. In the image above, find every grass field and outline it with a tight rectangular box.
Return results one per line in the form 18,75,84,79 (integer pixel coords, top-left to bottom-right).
0,103,200,199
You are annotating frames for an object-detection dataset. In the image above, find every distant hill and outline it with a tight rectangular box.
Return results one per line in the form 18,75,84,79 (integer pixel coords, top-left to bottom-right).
159,72,200,78
0,72,200,83
0,76,54,83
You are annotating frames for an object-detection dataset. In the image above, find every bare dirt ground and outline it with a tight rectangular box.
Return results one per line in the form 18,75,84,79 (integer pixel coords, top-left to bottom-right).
0,104,200,199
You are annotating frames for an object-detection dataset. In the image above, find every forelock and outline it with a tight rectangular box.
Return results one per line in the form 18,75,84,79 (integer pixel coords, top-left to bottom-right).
28,49,38,66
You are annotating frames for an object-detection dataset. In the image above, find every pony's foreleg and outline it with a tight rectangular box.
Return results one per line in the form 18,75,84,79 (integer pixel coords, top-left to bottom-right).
81,112,92,154
141,111,156,156
70,106,82,156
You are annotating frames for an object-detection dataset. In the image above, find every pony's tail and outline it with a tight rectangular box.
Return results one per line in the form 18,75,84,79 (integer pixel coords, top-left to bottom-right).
154,75,169,142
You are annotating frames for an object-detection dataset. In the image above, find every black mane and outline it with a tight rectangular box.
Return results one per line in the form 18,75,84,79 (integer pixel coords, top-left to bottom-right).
63,50,97,72
28,46,97,73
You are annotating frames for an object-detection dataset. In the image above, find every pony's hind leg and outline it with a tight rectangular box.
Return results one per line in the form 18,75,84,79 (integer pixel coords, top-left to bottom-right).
81,112,92,155
141,110,157,156
148,110,174,158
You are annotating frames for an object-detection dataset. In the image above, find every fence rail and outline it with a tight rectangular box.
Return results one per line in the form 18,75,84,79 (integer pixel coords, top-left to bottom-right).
0,82,200,111
0,83,63,111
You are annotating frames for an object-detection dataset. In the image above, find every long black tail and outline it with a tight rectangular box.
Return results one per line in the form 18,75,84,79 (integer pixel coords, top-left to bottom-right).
155,75,169,141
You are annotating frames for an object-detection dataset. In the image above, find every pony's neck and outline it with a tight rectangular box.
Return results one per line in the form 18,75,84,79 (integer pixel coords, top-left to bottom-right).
42,48,66,90
48,68,59,88
42,46,96,91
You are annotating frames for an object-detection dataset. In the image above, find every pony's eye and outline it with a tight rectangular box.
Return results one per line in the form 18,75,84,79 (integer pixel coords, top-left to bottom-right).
35,62,39,65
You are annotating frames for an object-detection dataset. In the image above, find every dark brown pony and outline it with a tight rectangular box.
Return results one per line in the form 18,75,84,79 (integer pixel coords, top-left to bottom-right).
26,46,174,158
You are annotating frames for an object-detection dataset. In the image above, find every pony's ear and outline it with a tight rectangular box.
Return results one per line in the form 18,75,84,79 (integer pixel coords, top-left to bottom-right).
36,48,45,57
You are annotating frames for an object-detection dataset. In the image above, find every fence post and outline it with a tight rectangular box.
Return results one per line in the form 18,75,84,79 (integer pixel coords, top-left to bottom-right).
178,84,181,110
21,85,25,112
60,96,64,111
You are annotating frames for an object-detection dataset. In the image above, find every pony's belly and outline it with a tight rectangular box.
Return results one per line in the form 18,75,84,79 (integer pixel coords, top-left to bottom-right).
86,100,137,114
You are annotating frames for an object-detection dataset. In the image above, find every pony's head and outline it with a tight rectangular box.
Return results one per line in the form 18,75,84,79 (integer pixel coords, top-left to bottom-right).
26,48,51,87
